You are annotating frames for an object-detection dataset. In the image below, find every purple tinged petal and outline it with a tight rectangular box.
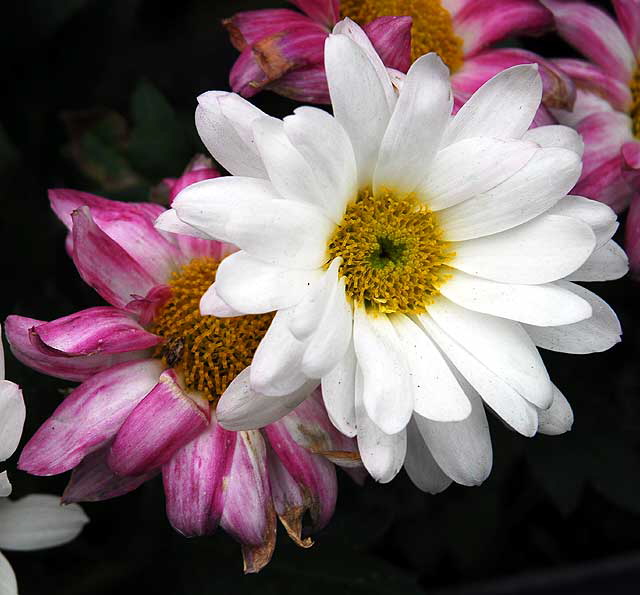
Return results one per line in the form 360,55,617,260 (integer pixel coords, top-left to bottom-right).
541,0,636,83
168,169,221,205
290,0,339,26
62,445,157,503
622,141,640,191
626,195,640,279
18,359,164,475
219,430,277,574
124,285,172,327
108,370,210,477
454,0,553,58
363,16,412,74
33,307,162,356
70,207,159,309
613,0,640,55
224,9,316,49
162,416,235,537
4,315,150,382
267,63,331,104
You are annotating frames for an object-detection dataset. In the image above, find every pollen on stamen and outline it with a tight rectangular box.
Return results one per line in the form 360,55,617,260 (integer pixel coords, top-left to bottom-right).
340,0,465,70
327,188,454,315
149,258,273,402
631,67,640,138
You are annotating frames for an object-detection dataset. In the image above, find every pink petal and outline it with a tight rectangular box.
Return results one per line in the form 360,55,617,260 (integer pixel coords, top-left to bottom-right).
622,141,640,191
70,207,160,309
290,0,339,26
452,48,576,110
162,416,234,537
625,194,640,279
454,0,553,57
363,16,412,73
531,104,557,128
50,189,181,284
18,359,164,475
33,307,162,356
220,430,276,574
108,369,210,476
541,0,636,83
551,58,632,111
613,0,640,55
4,315,148,382
62,445,157,503
268,63,331,104
224,9,316,49
124,285,172,327
168,168,221,205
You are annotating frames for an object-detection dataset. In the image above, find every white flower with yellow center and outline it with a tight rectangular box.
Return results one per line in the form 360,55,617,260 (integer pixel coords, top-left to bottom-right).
158,19,627,488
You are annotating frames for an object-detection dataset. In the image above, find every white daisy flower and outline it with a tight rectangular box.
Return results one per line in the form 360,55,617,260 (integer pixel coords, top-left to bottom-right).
158,19,627,488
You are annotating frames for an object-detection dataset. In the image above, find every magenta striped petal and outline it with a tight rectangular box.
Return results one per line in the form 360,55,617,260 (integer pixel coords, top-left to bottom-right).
622,141,640,191
108,370,210,476
62,445,157,503
50,189,181,284
452,48,575,110
219,430,276,574
626,195,640,279
363,16,412,73
124,285,172,327
290,0,339,26
551,58,632,112
18,359,164,475
162,417,235,537
613,0,640,55
4,315,148,382
33,307,162,356
71,207,159,309
224,9,315,50
269,63,331,104
542,0,636,83
454,0,552,58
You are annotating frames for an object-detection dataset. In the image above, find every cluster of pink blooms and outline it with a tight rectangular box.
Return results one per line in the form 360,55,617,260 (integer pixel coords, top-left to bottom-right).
3,0,637,578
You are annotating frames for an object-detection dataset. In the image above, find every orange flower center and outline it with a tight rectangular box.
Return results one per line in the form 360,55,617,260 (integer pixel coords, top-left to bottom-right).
631,67,640,137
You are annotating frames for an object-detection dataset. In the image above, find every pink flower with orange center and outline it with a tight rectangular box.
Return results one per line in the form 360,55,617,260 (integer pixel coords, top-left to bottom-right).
5,162,359,573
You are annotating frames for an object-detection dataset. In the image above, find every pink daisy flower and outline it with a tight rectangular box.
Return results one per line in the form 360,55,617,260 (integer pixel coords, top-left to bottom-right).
225,0,575,120
5,161,359,573
542,0,640,276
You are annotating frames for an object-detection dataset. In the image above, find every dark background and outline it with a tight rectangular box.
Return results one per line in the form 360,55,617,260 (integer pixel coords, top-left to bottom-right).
1,1,639,593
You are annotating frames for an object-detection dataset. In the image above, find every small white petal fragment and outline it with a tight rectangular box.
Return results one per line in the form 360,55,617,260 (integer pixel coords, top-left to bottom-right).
321,342,358,438
404,418,452,494
537,384,574,436
566,240,629,281
0,381,25,462
523,125,584,155
0,552,17,595
0,472,11,498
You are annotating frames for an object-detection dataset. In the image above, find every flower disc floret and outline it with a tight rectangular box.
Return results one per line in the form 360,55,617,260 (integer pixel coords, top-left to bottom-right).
327,189,453,314
150,258,273,401
340,0,464,69
631,68,640,138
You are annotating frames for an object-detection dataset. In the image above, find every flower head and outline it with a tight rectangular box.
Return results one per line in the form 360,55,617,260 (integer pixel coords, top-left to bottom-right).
541,0,640,276
7,163,358,573
164,21,627,488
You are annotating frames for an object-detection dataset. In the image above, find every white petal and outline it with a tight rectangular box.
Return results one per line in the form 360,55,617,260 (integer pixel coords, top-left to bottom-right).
439,147,582,241
302,278,353,378
451,214,596,284
374,54,452,195
537,383,573,436
154,209,213,239
547,195,618,249
0,471,11,497
0,495,88,551
252,117,326,209
321,342,357,437
413,376,492,486
250,309,309,396
355,366,406,483
213,251,321,315
283,106,358,221
523,125,584,156
195,92,270,178
0,552,17,595
566,240,628,281
419,314,539,436
0,323,4,380
325,33,392,186
199,284,244,317
418,137,537,211
443,65,542,145
172,176,281,242
217,368,317,431
427,298,552,408
352,306,413,435
390,314,471,422
404,418,452,494
0,381,25,462
440,270,592,326
524,281,622,354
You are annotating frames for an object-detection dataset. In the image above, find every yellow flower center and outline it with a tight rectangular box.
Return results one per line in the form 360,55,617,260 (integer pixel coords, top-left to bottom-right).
340,0,464,70
149,258,273,402
327,189,453,314
631,67,640,138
